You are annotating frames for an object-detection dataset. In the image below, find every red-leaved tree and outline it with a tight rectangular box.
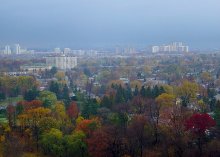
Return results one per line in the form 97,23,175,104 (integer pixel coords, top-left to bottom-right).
184,113,216,136
87,128,112,157
76,118,100,136
184,113,216,155
67,101,79,120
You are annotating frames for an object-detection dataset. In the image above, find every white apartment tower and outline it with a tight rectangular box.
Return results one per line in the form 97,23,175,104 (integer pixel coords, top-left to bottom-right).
54,48,61,53
64,48,71,54
15,44,21,54
46,54,77,70
4,45,11,55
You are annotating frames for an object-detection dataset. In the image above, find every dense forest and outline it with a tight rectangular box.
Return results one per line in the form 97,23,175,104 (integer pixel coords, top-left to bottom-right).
1,74,220,157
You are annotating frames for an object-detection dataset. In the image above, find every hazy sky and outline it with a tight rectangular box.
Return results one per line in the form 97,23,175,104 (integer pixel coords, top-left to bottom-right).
0,0,220,49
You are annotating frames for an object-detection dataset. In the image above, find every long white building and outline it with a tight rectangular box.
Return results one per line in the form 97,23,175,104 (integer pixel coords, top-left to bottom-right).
46,54,77,70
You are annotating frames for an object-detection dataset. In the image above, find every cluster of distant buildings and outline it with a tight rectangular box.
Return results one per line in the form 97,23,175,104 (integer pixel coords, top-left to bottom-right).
115,47,136,54
0,44,32,55
54,47,98,56
152,42,189,53
0,42,189,56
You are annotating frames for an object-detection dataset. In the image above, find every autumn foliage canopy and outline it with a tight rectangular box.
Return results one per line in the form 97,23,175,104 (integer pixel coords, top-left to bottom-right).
184,113,216,136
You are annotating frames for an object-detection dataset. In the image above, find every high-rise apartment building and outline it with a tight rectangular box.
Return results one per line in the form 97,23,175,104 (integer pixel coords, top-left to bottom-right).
64,48,71,54
4,45,11,55
46,53,77,70
15,44,21,54
152,42,189,53
54,48,61,53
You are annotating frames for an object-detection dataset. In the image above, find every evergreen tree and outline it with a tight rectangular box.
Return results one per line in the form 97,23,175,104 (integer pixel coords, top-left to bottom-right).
24,87,39,101
82,99,99,118
133,85,139,96
101,96,112,109
125,86,132,101
146,86,152,98
49,81,60,99
214,101,220,128
115,85,125,103
62,84,69,100
50,67,57,76
207,87,216,99
62,84,70,107
159,86,165,95
140,86,146,97
69,79,74,90
209,98,216,111
0,92,6,100
152,85,160,98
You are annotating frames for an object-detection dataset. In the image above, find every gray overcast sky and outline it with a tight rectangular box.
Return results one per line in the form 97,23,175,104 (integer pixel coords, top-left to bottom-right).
0,0,220,49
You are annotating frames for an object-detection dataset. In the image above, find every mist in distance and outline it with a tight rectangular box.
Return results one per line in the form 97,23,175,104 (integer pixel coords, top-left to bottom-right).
0,0,220,50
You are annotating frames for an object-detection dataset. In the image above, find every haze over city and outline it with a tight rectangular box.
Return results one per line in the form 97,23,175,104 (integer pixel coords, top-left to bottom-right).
2,1,220,157
0,0,220,50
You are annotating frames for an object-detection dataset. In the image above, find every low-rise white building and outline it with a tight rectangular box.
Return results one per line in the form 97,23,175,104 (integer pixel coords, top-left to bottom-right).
20,65,52,72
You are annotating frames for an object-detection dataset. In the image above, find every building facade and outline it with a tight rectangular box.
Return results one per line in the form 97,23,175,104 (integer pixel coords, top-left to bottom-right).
20,65,52,73
46,54,77,70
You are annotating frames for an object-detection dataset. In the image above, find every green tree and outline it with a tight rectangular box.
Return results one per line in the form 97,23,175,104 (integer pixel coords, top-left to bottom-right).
24,87,39,101
17,76,37,95
62,84,70,100
40,128,64,157
110,112,128,130
53,102,70,132
146,86,152,98
0,92,6,101
100,96,112,109
133,85,139,96
125,86,132,101
115,85,125,103
50,67,57,76
207,87,216,99
152,85,160,98
81,99,99,118
214,101,220,128
39,91,57,108
140,86,146,97
38,117,60,133
49,81,60,99
63,131,87,157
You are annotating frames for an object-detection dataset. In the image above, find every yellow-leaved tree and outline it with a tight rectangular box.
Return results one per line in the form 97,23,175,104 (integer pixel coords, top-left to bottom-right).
177,80,199,107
